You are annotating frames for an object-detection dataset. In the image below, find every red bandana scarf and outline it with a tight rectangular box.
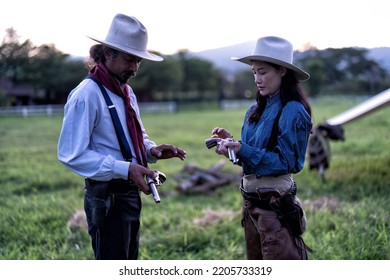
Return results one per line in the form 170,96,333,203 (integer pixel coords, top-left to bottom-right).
89,63,147,167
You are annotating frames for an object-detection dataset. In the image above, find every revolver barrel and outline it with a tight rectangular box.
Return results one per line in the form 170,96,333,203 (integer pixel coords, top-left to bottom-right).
228,146,239,164
205,138,221,149
146,171,166,203
146,176,161,203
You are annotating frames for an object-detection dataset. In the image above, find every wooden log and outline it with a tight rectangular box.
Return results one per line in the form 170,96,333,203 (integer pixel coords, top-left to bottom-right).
174,160,241,195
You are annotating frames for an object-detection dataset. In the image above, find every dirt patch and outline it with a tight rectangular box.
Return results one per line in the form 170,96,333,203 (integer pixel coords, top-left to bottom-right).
192,208,239,227
68,209,87,231
304,197,340,212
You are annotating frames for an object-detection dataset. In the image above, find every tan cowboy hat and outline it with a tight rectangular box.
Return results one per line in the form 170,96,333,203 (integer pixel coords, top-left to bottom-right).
88,14,163,62
231,36,309,81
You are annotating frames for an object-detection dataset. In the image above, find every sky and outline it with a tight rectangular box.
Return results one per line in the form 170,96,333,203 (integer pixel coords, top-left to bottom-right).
1,0,389,57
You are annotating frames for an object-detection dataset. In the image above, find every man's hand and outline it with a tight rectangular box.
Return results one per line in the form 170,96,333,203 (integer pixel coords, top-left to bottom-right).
151,144,186,160
127,164,158,194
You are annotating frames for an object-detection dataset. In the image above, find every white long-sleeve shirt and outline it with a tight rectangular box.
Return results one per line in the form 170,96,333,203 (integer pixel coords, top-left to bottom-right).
57,78,157,181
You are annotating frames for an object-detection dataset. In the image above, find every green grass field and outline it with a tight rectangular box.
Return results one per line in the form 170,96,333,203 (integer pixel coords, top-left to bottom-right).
0,96,389,260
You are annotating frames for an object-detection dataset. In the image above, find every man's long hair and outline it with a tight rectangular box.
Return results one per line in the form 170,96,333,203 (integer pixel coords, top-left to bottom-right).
84,44,119,70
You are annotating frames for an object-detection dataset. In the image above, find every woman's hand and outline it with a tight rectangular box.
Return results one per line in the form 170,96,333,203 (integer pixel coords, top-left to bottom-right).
211,127,232,139
215,138,241,157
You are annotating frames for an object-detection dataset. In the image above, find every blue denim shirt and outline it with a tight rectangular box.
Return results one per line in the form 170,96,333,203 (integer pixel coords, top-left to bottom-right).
238,94,312,176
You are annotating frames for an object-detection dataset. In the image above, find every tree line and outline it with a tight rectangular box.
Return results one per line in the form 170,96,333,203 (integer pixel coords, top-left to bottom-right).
1,28,389,106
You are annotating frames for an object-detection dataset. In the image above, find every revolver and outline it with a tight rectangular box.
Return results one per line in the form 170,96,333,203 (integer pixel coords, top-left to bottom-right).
205,137,239,164
145,171,166,203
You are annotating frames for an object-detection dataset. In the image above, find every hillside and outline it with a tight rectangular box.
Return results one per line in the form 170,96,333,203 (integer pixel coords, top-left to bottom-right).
191,42,390,74
70,43,390,75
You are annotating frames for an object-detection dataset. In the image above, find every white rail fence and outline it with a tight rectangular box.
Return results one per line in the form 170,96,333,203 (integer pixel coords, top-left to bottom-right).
0,105,64,117
219,99,254,110
0,102,178,117
0,100,254,117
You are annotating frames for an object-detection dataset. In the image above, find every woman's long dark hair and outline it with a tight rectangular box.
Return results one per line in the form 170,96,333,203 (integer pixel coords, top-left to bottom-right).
248,62,312,123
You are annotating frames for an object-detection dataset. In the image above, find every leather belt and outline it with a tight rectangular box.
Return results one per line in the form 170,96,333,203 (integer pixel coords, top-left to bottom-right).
85,178,138,195
240,187,274,210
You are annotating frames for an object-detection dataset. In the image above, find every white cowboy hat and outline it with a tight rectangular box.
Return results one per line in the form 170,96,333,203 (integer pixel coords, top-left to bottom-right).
88,14,163,62
231,36,309,81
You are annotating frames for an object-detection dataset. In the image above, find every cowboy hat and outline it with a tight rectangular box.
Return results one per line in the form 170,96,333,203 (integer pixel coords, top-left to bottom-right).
231,36,309,81
88,13,163,62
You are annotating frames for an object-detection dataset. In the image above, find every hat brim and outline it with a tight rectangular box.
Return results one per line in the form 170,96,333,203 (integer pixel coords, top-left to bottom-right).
88,36,163,62
231,55,310,81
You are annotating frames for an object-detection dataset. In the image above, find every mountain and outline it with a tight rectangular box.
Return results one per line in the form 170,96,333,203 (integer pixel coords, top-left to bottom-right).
70,43,390,74
190,42,390,74
367,47,390,72
189,41,255,74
